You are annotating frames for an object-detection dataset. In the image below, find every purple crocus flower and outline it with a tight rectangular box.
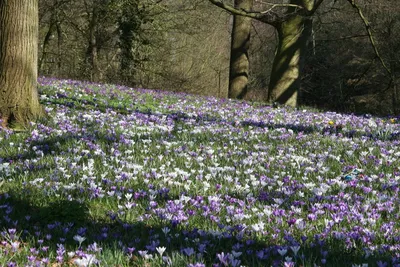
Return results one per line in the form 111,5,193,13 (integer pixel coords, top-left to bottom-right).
216,252,229,266
183,247,195,257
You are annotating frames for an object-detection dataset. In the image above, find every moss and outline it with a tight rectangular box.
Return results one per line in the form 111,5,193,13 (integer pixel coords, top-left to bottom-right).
1,104,46,130
268,15,310,107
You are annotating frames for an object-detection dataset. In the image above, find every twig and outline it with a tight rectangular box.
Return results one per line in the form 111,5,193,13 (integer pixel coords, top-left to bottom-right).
347,0,391,76
260,4,302,14
208,0,279,25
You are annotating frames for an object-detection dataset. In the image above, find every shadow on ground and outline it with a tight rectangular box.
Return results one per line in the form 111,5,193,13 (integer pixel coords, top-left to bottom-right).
0,92,397,265
0,190,391,267
45,92,400,142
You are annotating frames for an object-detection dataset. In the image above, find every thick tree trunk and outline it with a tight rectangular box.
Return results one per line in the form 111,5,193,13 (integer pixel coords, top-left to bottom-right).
268,15,312,107
228,0,253,99
209,0,320,106
0,0,44,129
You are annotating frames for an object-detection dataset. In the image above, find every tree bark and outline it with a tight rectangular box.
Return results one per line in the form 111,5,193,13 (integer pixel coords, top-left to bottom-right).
56,21,63,76
209,0,322,107
39,21,56,74
393,82,398,115
268,15,312,107
228,0,253,99
85,6,100,82
0,0,44,129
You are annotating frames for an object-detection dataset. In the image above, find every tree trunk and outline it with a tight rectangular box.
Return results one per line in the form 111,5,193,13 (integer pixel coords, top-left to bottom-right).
228,0,253,99
118,1,141,85
0,0,44,129
56,21,63,76
85,6,100,82
268,15,312,107
392,76,399,115
39,21,55,74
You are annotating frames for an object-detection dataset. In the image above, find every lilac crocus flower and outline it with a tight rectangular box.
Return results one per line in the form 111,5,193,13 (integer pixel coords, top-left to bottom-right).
183,247,195,257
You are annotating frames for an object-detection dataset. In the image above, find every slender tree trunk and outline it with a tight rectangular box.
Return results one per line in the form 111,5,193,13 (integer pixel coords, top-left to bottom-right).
228,0,253,99
56,21,62,76
85,6,99,82
392,73,399,115
388,24,398,115
267,15,312,107
39,22,55,74
0,0,44,129
393,83,398,115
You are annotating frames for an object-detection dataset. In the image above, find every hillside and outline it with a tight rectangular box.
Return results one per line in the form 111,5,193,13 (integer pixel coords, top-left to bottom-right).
0,77,399,266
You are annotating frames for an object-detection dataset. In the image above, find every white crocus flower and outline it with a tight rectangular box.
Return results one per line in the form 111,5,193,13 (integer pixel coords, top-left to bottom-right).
73,235,86,247
278,248,287,256
290,246,300,256
156,246,167,257
73,254,96,267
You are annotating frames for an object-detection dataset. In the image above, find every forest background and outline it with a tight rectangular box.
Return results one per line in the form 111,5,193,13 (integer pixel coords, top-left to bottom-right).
38,0,400,115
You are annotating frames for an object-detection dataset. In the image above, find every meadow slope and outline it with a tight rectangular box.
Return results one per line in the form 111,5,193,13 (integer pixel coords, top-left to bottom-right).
0,77,400,266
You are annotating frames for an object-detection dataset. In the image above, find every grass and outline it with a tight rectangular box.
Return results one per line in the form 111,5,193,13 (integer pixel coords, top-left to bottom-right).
0,77,399,266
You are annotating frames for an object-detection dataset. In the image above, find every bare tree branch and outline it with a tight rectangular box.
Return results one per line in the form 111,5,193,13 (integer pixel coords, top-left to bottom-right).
260,3,302,14
208,0,280,26
347,0,391,76
316,34,368,42
208,0,325,26
310,0,325,15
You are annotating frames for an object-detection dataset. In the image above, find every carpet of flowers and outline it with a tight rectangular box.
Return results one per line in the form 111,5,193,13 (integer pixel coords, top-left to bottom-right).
0,77,400,267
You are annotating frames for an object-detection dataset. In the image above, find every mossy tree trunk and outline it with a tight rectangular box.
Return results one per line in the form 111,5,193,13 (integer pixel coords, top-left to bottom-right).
84,6,100,82
56,21,63,75
268,15,312,107
228,0,253,99
39,20,56,74
118,2,138,85
0,0,44,129
209,0,322,107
